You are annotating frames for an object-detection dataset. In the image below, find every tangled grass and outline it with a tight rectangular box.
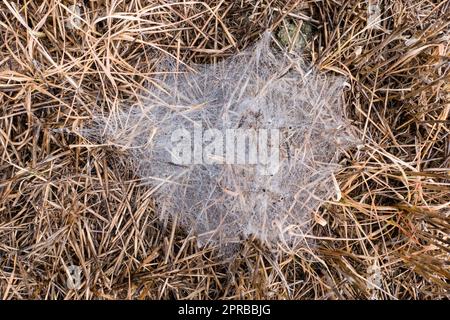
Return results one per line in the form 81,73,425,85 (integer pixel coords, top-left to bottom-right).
0,0,449,299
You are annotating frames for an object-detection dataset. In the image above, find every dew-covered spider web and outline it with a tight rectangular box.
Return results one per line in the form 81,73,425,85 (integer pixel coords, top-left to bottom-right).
85,32,360,253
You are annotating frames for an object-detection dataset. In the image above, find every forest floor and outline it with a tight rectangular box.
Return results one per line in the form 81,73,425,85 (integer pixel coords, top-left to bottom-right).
0,0,449,299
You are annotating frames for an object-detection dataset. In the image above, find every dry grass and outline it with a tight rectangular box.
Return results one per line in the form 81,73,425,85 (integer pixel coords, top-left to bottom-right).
0,0,449,299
